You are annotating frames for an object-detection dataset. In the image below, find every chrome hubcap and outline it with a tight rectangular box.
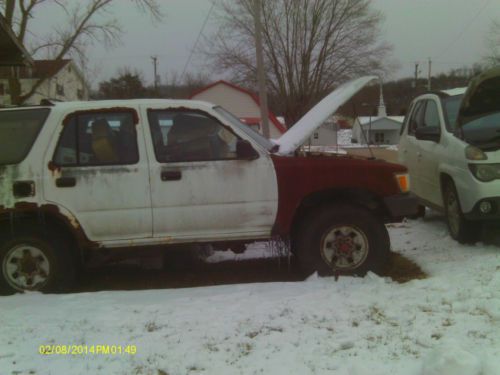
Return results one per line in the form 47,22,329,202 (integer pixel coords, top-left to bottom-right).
2,244,50,291
447,191,461,236
320,226,369,270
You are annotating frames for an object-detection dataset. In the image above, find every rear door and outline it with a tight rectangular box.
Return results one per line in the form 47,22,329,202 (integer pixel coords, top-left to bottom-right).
43,107,153,242
144,105,278,242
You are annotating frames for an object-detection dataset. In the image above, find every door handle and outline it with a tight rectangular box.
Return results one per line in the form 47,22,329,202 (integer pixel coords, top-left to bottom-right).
161,170,182,181
55,177,76,188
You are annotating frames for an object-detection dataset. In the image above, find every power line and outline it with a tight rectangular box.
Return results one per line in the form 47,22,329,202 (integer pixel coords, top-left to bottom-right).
180,3,215,82
436,0,492,59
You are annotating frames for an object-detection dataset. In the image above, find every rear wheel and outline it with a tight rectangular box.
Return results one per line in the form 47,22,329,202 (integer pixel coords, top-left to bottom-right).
0,230,76,294
295,204,390,276
443,182,481,244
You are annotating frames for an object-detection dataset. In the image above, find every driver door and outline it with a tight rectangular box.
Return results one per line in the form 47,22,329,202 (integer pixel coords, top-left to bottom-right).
144,105,278,242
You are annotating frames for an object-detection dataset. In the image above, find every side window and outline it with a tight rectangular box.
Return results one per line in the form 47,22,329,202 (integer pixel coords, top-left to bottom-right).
53,111,139,166
423,100,440,128
408,101,425,135
147,109,239,162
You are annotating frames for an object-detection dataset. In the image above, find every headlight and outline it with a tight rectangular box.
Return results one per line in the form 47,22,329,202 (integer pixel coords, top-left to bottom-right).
469,164,500,182
395,173,410,193
465,145,487,160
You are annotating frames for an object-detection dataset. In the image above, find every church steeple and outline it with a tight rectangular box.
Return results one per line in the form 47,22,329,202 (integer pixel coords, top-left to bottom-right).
377,82,387,117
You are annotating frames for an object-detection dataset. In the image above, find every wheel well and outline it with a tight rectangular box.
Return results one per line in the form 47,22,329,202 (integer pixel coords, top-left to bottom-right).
0,210,81,261
289,188,387,242
440,173,454,198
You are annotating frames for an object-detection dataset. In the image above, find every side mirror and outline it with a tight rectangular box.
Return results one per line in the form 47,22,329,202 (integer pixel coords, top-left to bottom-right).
236,139,259,160
415,127,441,142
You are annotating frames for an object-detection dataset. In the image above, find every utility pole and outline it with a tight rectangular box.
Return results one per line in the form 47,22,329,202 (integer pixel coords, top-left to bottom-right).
414,62,419,92
427,58,432,91
151,56,158,93
253,0,270,139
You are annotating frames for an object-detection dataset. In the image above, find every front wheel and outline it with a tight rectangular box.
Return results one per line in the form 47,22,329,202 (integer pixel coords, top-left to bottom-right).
0,230,76,295
443,182,481,244
295,204,390,276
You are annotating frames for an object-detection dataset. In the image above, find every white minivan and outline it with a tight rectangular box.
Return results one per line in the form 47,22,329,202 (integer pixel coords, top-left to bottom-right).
399,67,500,243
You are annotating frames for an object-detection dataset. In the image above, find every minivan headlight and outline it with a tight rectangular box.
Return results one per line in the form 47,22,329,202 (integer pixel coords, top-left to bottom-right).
469,164,500,182
465,146,487,160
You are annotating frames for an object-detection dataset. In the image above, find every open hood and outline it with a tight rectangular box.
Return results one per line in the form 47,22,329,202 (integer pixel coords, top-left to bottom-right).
457,66,500,128
275,75,378,155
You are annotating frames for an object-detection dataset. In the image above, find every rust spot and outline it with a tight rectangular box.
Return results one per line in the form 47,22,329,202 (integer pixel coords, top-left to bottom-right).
0,202,99,249
48,161,61,173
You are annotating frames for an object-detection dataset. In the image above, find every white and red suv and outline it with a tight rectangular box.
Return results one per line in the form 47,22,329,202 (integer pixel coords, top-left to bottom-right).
0,76,416,294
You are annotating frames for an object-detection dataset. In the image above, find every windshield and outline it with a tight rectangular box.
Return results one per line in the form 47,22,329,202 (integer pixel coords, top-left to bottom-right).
0,108,50,165
442,95,463,131
214,106,274,151
461,112,500,151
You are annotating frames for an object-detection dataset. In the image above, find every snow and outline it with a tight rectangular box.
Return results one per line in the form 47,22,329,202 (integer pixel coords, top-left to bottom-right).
1,211,500,375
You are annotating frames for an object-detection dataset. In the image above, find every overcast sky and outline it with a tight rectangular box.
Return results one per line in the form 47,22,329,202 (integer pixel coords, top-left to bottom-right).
28,0,500,87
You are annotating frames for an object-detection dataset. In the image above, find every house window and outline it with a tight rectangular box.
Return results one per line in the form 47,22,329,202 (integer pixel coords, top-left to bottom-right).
314,132,319,139
56,84,64,96
0,83,4,96
375,132,385,143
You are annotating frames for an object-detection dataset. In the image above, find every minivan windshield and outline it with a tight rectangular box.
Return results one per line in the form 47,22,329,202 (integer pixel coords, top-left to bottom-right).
442,94,463,131
0,108,50,165
443,83,500,150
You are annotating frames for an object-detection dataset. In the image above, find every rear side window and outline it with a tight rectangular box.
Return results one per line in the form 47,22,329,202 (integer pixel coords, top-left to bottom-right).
0,108,50,165
53,111,139,166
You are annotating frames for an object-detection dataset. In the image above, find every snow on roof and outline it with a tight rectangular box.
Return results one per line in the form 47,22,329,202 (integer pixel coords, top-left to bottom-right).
440,87,467,96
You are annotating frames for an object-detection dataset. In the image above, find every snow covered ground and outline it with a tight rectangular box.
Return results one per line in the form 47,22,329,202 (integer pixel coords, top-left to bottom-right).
1,212,499,375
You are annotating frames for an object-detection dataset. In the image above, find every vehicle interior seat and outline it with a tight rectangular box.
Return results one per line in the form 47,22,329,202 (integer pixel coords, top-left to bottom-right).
91,118,119,163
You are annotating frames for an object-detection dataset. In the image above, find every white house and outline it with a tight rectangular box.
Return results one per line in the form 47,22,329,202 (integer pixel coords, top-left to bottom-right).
308,118,339,146
351,84,404,145
0,59,89,106
351,116,404,145
189,80,286,138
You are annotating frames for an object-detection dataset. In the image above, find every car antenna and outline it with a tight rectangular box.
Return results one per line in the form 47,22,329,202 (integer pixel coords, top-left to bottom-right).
352,102,375,160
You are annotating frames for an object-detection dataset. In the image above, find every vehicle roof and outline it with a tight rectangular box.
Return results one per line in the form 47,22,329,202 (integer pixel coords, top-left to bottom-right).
439,87,467,96
0,98,217,112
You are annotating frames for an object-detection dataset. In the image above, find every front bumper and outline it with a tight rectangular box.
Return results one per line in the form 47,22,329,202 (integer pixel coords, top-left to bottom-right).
464,197,500,221
383,193,419,221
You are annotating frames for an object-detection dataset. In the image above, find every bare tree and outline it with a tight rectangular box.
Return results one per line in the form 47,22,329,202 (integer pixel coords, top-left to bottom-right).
2,0,162,104
204,0,392,125
485,20,500,67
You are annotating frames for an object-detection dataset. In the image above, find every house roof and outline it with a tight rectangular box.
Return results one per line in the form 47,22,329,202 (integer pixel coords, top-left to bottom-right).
0,13,33,66
0,59,74,80
357,116,404,126
189,80,287,134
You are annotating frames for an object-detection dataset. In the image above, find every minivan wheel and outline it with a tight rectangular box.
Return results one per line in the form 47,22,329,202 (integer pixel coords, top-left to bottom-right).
444,182,481,244
295,204,390,276
0,231,76,295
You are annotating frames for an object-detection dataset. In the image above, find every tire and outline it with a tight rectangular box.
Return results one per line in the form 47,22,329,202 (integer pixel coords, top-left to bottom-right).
295,204,390,276
0,229,76,295
443,182,481,244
